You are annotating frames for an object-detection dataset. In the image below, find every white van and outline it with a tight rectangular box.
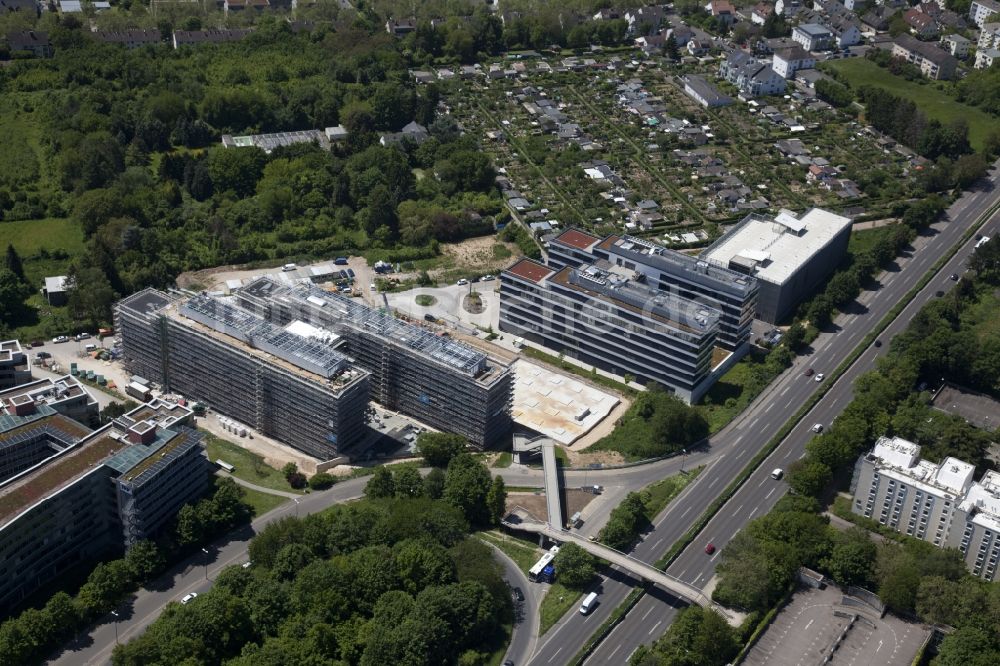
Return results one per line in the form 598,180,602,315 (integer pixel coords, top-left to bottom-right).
282,263,297,272
579,592,599,615
84,343,98,352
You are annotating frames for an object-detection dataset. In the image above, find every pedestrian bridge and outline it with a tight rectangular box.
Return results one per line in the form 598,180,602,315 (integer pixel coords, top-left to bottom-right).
504,518,741,626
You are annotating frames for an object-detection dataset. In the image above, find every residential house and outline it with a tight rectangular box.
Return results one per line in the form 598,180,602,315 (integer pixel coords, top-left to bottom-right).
706,0,737,26
385,17,416,36
826,15,862,47
379,121,429,146
688,38,711,55
719,51,787,97
975,46,1000,68
0,0,39,16
172,29,252,48
843,0,867,10
891,33,958,78
862,6,897,31
43,275,69,306
979,22,1000,49
970,0,1000,26
807,164,838,182
410,70,435,84
940,33,970,57
224,0,268,12
625,6,666,34
752,2,774,24
904,8,940,38
682,75,734,107
772,45,816,77
94,29,161,48
792,23,834,51
6,30,50,57
593,8,621,20
325,125,349,142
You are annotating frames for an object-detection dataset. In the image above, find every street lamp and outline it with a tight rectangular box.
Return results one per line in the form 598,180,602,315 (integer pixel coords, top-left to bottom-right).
680,448,687,473
110,610,120,645
293,498,301,517
201,547,209,580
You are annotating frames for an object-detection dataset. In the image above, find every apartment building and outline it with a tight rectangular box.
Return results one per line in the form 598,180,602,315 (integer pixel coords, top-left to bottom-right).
0,341,30,390
892,33,959,79
0,400,209,613
700,208,852,323
719,51,786,97
500,258,723,403
547,229,758,354
772,46,816,79
979,22,1000,50
851,436,1000,582
970,0,1000,27
0,374,98,426
115,289,370,459
234,277,513,448
792,23,834,51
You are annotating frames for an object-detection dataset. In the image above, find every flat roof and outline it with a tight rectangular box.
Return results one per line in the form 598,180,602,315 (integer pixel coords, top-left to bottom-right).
0,376,93,413
511,360,619,445
0,426,123,529
700,208,852,285
505,258,556,284
553,228,601,251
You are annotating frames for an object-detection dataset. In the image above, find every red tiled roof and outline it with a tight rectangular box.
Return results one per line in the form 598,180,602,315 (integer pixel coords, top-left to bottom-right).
505,259,554,284
553,229,601,251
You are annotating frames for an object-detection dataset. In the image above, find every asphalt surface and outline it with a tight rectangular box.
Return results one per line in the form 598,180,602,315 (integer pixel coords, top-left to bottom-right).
487,541,541,666
578,169,1000,664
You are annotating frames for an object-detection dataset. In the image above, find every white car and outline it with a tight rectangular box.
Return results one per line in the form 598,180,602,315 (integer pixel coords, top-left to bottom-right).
456,278,469,286
814,373,825,382
52,335,69,343
481,274,495,281
180,592,198,605
812,423,824,433
771,468,784,480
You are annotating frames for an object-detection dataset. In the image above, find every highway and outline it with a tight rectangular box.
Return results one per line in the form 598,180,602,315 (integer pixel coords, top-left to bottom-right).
580,169,1000,664
532,168,1000,666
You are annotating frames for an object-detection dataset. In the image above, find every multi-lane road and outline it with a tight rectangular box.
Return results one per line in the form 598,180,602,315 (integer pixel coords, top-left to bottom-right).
47,167,998,666
533,168,1000,666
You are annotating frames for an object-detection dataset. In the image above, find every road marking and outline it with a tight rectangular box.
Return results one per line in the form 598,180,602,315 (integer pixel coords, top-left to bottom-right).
765,488,776,500
749,507,758,519
608,644,621,659
735,448,745,459
764,402,774,414
654,537,664,549
780,385,790,397
548,646,562,663
804,619,814,631
642,606,655,621
708,477,719,489
734,503,744,514
681,506,692,518
649,620,662,635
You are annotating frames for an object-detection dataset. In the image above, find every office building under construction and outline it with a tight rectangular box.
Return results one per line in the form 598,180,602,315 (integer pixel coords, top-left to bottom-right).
115,289,370,459
234,276,513,448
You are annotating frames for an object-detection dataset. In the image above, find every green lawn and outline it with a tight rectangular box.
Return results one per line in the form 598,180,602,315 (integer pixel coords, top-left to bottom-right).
848,225,897,258
478,531,541,573
695,358,769,434
2,217,85,260
492,452,513,468
201,431,303,494
241,486,288,517
825,59,995,152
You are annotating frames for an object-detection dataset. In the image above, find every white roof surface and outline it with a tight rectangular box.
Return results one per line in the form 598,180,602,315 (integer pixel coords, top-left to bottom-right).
44,276,69,293
701,207,852,285
960,471,1000,532
869,436,975,499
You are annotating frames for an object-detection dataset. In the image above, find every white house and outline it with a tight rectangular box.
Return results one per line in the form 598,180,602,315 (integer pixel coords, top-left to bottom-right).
940,34,970,58
772,45,816,78
976,46,1000,68
792,23,834,51
719,51,787,97
979,22,1000,49
970,0,1000,27
827,15,862,47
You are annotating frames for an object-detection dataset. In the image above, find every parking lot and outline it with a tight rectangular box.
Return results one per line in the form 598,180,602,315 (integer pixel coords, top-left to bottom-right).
743,585,929,666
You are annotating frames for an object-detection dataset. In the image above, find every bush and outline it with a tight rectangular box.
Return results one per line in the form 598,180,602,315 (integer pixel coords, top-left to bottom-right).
308,472,336,490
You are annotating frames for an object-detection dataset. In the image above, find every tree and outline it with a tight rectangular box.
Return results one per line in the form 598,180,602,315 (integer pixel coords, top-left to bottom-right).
206,146,267,198
417,432,467,467
443,454,492,526
598,492,649,551
365,466,396,499
553,543,596,589
424,467,446,499
4,245,25,283
785,459,831,498
486,476,507,526
821,527,876,587
124,540,165,582
933,627,1000,666
394,466,424,498
969,236,1000,284
0,268,30,323
66,266,117,326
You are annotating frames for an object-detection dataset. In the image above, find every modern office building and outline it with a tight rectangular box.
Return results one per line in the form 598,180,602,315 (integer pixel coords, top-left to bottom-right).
547,229,758,353
0,375,99,426
0,340,31,390
851,436,1000,582
700,207,852,323
234,277,514,448
115,289,370,460
0,400,209,613
500,258,722,403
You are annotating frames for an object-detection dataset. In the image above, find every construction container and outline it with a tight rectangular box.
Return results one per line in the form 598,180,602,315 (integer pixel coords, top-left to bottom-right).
70,363,78,376
96,375,106,386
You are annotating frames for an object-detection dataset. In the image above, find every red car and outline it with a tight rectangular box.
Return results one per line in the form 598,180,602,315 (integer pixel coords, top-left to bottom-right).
705,543,716,555
804,368,814,377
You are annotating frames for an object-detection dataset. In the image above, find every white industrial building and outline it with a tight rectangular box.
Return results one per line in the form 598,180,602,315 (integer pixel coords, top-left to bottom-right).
699,208,852,323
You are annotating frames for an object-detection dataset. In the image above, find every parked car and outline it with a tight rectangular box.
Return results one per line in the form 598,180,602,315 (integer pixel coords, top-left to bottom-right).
456,278,469,286
30,340,44,347
75,332,91,341
512,587,524,602
482,274,495,281
814,373,825,382
424,313,437,323
180,592,198,605
52,336,68,343
35,351,51,359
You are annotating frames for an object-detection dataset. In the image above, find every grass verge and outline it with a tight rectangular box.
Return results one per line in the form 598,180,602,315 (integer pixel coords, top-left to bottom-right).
492,452,513,468
241,486,288,516
201,431,302,494
479,531,541,573
654,197,999,570
539,582,582,635
643,466,703,518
